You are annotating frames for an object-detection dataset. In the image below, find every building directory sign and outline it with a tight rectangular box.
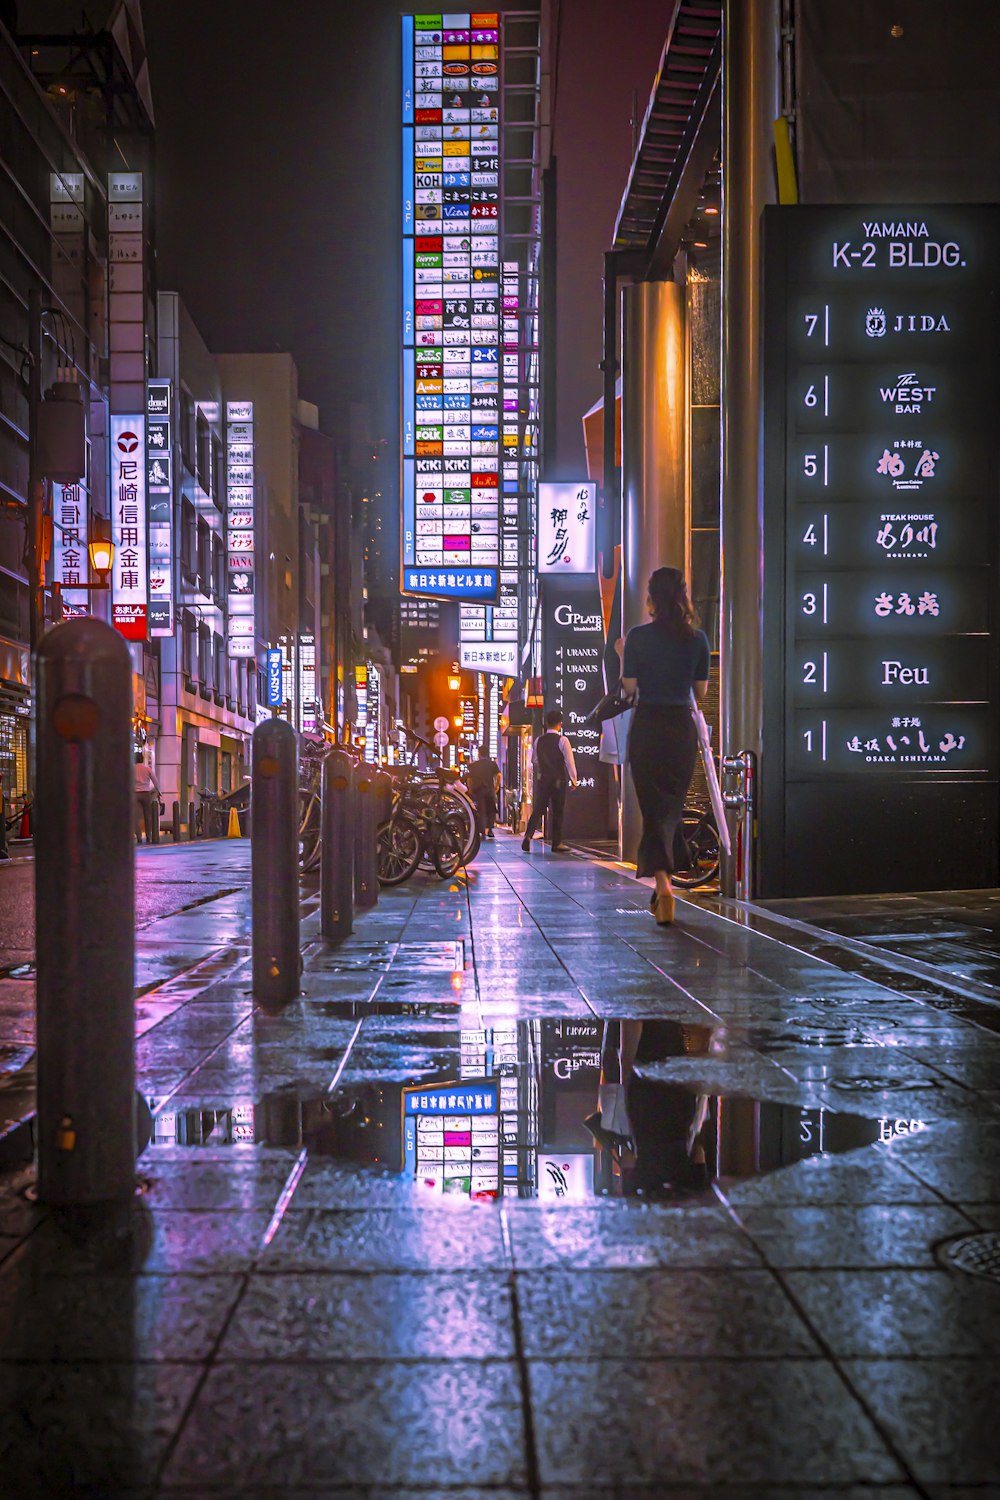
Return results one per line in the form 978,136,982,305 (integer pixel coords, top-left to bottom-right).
401,11,502,604
761,205,1000,895
542,576,608,839
109,413,148,641
226,401,256,659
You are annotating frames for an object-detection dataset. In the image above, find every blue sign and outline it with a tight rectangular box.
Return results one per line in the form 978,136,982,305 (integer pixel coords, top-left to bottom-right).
266,649,283,707
403,567,498,601
403,1080,499,1116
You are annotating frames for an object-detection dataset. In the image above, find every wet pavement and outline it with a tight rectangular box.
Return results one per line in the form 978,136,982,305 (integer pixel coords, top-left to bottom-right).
2,832,1000,1495
0,842,265,1158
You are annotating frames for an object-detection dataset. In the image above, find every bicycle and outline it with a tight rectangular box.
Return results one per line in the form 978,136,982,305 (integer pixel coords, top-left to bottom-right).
392,727,480,866
298,741,329,872
377,767,470,885
672,800,722,889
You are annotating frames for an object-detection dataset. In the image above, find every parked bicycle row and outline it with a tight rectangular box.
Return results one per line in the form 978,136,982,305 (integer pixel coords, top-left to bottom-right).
299,727,481,887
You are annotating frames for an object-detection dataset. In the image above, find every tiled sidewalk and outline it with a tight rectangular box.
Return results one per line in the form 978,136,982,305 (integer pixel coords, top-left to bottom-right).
1,831,999,1496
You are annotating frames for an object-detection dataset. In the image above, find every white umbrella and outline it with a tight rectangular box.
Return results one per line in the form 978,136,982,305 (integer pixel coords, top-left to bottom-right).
690,691,731,856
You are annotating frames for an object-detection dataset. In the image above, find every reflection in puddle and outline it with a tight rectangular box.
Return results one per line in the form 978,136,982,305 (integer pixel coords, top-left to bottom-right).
147,1017,926,1202
309,1000,458,1020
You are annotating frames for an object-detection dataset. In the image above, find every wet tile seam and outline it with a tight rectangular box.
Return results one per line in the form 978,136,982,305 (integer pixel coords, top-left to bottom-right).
763,1263,936,1499
698,898,1000,1021
500,1204,543,1500
483,861,602,1022
135,884,245,932
709,1184,938,1499
151,1268,253,1492
497,857,739,1025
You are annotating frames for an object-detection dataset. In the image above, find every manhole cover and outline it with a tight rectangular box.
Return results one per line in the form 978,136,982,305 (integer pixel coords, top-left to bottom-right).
829,1075,940,1092
939,1232,1000,1282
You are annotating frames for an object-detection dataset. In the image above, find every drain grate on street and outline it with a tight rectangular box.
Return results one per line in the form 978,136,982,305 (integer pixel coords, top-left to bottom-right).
938,1231,1000,1283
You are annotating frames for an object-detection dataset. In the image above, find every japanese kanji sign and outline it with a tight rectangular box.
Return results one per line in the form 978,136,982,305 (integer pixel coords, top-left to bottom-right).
109,413,148,641
537,481,596,574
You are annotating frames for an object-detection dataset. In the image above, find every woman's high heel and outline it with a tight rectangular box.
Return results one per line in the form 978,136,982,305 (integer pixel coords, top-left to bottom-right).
654,889,675,926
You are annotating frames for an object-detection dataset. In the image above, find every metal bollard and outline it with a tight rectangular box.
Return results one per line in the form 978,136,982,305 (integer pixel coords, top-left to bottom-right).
188,799,196,840
35,617,135,1204
251,717,300,1009
354,764,378,910
321,748,355,944
172,800,181,842
152,800,160,845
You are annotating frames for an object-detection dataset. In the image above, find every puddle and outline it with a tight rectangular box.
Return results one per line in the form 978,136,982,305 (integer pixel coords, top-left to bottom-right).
145,1016,927,1202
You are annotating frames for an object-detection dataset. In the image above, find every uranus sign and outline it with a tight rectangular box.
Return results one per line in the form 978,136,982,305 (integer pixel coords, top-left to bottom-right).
266,649,283,708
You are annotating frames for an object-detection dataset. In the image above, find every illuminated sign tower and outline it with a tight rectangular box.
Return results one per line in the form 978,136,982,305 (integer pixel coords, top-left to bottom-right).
401,11,502,603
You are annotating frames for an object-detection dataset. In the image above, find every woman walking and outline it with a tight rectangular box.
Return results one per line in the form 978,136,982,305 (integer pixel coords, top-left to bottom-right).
620,567,709,926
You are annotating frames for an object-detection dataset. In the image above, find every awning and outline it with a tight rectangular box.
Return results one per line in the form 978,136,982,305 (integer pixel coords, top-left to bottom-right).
581,379,622,486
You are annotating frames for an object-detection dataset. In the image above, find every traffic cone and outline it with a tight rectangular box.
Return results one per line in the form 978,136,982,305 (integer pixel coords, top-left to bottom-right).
227,806,242,838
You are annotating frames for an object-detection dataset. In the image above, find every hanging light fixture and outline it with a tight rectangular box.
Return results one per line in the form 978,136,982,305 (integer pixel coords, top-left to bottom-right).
87,520,114,581
525,676,544,708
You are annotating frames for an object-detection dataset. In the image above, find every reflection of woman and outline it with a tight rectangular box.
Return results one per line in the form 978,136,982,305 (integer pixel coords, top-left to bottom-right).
589,1020,712,1197
620,568,709,926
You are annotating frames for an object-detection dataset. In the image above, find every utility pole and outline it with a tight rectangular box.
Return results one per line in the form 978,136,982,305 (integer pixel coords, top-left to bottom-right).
26,288,45,656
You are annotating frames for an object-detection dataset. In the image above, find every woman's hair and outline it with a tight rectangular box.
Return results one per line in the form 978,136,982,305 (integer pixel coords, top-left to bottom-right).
134,752,143,765
647,566,697,639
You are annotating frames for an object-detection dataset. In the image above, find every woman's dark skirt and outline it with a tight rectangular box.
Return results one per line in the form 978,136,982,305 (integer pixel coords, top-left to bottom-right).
627,703,697,878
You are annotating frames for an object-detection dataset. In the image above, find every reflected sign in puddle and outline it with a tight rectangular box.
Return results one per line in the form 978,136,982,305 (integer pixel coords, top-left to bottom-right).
146,1016,926,1203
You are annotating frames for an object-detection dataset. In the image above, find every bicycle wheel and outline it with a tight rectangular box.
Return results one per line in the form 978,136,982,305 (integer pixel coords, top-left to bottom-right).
430,819,464,879
377,815,423,886
440,788,478,860
672,809,721,889
299,791,321,872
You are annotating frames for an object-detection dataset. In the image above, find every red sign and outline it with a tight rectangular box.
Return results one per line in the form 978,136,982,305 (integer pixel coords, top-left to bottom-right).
112,602,147,641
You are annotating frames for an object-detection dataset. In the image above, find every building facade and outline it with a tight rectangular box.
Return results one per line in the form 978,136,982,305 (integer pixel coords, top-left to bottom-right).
153,293,255,819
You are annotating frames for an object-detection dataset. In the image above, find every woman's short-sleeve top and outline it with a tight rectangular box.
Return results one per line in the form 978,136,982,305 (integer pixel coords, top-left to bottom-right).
622,624,710,706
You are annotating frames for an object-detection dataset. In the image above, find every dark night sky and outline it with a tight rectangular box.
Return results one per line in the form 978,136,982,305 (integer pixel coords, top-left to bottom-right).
142,0,668,461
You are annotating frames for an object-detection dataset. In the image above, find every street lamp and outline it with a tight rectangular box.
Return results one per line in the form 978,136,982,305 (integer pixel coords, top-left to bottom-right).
87,523,114,583
51,522,114,620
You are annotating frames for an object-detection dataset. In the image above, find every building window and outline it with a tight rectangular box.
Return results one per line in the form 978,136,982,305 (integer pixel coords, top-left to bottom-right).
212,533,225,602
213,634,225,704
181,500,197,582
181,391,195,471
198,624,211,696
247,662,257,719
183,610,198,685
197,518,212,592
212,436,224,505
196,412,211,494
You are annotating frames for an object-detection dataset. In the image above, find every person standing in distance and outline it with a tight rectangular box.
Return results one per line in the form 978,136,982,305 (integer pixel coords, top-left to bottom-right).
134,751,161,845
467,744,501,839
620,567,709,926
521,709,578,853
